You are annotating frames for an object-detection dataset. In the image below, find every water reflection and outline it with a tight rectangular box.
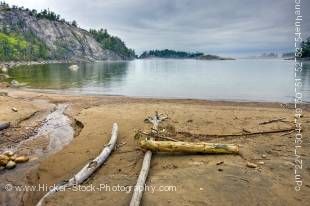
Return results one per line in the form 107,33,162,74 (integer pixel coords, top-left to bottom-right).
1,59,309,102
300,62,310,101
6,61,129,89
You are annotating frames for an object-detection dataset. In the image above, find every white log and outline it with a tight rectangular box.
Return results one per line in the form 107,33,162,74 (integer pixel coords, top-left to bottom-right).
130,112,167,206
36,123,118,206
129,150,152,206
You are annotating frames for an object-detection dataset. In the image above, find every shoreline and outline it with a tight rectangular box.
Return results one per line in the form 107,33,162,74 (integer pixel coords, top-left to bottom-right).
2,85,297,105
2,87,299,108
0,88,309,205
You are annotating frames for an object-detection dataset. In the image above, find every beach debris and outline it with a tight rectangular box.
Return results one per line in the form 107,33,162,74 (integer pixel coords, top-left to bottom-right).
131,112,168,206
3,150,14,157
11,107,18,112
131,112,242,206
136,130,178,142
6,160,16,169
0,91,8,96
0,155,10,166
246,162,257,168
259,118,286,125
218,168,223,172
68,64,79,71
9,155,17,161
216,161,224,165
15,156,30,163
0,150,30,169
257,161,265,165
177,127,295,138
0,122,10,131
139,140,239,154
36,123,118,206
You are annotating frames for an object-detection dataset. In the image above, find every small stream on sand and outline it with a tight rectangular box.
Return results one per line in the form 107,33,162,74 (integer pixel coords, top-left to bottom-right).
16,104,74,157
0,104,75,206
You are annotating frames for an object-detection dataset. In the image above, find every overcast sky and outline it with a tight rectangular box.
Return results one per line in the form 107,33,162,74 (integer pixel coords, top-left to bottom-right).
5,0,310,56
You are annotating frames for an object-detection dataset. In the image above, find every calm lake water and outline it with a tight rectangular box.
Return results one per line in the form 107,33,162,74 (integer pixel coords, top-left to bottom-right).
3,59,310,102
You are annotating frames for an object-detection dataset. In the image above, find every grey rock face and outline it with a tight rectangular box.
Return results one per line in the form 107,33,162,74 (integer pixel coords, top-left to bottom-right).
0,7,124,61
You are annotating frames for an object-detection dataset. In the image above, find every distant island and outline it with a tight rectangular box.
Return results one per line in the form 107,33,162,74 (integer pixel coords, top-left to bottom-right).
139,49,235,60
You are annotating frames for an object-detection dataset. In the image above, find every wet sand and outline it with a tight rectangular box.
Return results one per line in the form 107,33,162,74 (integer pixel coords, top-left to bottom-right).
0,88,309,206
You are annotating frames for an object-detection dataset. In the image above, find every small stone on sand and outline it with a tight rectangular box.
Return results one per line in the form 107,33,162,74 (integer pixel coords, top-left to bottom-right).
246,162,257,168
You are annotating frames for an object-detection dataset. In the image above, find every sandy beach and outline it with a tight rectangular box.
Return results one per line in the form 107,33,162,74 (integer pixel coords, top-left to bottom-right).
0,88,309,206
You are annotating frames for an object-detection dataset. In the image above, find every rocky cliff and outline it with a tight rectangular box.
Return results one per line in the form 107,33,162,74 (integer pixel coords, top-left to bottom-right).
0,5,133,61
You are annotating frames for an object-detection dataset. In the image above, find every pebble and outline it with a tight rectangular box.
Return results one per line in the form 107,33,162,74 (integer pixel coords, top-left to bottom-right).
0,92,8,96
0,155,10,166
11,80,20,86
15,156,29,163
262,154,267,159
6,160,16,169
258,161,265,165
3,151,14,157
246,162,257,168
216,161,224,165
9,155,17,161
12,107,18,112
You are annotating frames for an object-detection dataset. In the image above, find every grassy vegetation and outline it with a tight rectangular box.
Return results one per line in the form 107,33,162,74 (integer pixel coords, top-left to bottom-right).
0,31,48,61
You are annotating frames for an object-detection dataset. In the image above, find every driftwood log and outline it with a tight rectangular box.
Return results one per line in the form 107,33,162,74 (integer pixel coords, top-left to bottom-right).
0,122,10,131
36,123,118,206
259,118,287,125
130,112,167,206
139,140,239,154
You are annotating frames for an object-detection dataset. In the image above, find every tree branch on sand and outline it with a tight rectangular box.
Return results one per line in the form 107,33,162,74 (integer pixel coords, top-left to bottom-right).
36,123,118,206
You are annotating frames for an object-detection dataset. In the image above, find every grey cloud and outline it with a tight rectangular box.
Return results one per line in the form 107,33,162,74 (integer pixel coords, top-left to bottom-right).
6,0,310,56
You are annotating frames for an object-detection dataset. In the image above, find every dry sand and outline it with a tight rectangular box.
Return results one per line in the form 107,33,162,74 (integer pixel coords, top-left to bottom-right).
0,88,309,206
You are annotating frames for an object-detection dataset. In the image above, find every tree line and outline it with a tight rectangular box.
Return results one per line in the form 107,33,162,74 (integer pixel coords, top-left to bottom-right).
89,29,136,59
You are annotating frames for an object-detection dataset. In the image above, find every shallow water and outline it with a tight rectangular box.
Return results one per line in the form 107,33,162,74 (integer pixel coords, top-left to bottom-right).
3,59,310,102
16,104,74,156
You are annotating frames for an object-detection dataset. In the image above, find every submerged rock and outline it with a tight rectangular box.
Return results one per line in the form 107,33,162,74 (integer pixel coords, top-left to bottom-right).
11,80,20,87
1,66,8,72
69,64,79,71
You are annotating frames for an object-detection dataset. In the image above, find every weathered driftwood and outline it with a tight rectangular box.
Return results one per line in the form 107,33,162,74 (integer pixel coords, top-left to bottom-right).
138,130,178,142
36,123,118,206
259,118,287,125
177,127,295,138
139,140,239,154
130,112,167,206
144,111,168,133
129,150,152,206
0,122,10,131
